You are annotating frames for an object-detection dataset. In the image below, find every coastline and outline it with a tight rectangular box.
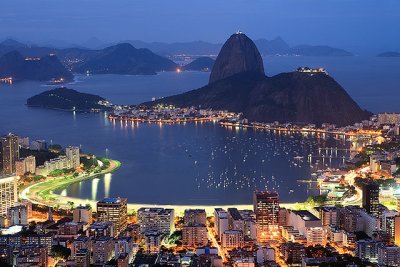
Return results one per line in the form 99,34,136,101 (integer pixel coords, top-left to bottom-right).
19,157,312,215
20,159,121,207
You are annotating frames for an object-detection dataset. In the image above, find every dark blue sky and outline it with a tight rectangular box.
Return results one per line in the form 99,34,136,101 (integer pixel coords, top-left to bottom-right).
1,0,399,53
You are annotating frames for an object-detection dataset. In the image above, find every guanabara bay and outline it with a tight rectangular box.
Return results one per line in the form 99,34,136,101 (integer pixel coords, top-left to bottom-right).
0,1,399,266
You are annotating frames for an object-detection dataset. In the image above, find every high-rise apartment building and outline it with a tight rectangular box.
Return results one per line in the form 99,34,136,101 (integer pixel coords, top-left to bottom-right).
214,208,229,241
253,191,279,242
362,181,380,216
1,134,19,175
182,225,208,248
184,209,207,226
15,156,36,176
97,198,127,236
0,175,18,216
73,205,93,224
8,205,28,226
137,208,174,235
66,146,80,168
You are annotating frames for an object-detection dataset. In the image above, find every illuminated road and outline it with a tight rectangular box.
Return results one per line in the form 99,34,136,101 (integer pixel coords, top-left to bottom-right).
20,159,121,208
206,225,227,262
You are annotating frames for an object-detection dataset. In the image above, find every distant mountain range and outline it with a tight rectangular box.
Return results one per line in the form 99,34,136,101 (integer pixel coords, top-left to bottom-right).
112,37,354,57
0,50,73,82
0,37,353,81
146,33,370,126
0,40,179,78
71,43,178,75
0,37,354,59
377,51,400,57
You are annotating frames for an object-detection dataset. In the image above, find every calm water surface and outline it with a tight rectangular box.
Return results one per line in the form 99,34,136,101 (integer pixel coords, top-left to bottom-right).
0,56,398,204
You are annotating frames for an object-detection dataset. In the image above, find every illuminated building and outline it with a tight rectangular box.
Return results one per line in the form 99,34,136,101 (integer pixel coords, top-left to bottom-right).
362,181,380,216
117,253,129,267
286,210,325,245
75,249,90,267
318,207,338,228
72,235,91,261
30,140,47,151
66,146,80,168
13,244,48,267
228,208,245,233
1,133,19,175
356,239,383,263
184,209,206,226
87,222,114,238
19,200,32,220
234,259,255,267
137,208,174,235
214,208,229,241
115,236,134,263
73,205,93,224
15,155,36,176
279,242,305,265
221,230,244,249
143,230,163,253
377,113,400,126
7,205,28,226
394,216,400,246
253,191,279,242
378,245,400,267
182,225,208,248
97,198,127,236
92,236,114,264
0,175,18,216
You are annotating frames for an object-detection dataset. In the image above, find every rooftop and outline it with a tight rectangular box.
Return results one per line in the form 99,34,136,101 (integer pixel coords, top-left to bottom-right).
292,210,320,221
98,197,127,204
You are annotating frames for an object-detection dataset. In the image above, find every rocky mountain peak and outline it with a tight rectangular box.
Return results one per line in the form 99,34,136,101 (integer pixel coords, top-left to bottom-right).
209,32,265,84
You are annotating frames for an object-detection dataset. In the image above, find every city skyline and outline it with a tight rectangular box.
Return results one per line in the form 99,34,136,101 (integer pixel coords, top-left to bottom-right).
1,1,400,266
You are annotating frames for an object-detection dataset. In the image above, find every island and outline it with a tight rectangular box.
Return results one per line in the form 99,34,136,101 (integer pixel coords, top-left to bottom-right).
26,87,113,112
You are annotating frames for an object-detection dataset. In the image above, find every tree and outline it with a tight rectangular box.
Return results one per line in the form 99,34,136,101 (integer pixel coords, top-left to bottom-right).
51,245,71,260
67,201,75,209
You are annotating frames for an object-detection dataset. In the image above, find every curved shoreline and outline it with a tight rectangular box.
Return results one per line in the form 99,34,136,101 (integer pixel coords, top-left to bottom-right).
20,158,313,214
20,159,121,207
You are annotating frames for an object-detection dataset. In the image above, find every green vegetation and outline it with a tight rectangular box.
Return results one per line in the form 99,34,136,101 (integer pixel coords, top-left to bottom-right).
23,175,46,183
48,168,75,177
51,245,71,260
80,155,98,170
165,230,182,245
22,159,121,209
306,195,328,206
98,157,111,170
27,88,112,112
48,144,63,153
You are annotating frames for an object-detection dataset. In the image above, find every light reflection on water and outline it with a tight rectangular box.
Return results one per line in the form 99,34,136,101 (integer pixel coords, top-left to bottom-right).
0,57,398,204
54,121,355,205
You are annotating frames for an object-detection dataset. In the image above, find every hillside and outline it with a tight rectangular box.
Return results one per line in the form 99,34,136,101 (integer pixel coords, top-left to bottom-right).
144,33,370,126
27,88,112,112
0,51,73,82
72,43,178,75
182,57,215,71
